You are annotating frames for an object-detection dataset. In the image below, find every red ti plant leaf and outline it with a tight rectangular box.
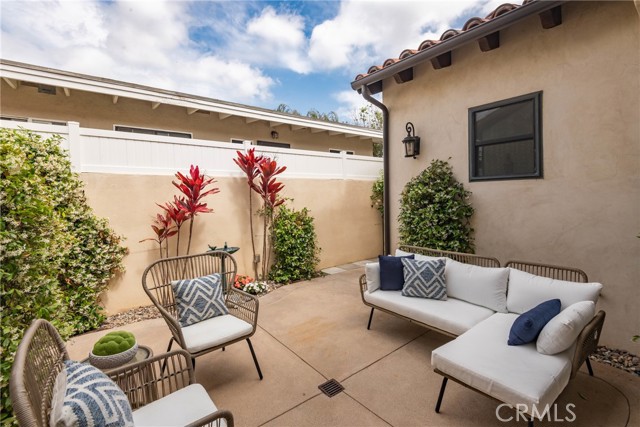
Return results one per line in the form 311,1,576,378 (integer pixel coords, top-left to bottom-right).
233,148,264,191
140,211,177,258
256,159,286,209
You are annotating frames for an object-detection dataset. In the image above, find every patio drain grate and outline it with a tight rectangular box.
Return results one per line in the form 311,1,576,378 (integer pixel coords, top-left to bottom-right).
318,379,344,398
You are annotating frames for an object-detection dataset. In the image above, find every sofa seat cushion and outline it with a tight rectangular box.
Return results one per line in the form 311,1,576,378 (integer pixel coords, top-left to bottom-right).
182,314,253,353
133,383,225,427
432,313,573,411
364,290,494,336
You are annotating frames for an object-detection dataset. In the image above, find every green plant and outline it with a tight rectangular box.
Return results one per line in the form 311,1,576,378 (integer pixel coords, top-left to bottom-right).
0,128,127,424
371,170,384,216
398,159,474,253
92,331,136,356
269,204,320,284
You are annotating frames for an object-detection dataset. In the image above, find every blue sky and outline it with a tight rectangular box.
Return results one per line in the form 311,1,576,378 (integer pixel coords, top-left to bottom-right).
0,0,506,124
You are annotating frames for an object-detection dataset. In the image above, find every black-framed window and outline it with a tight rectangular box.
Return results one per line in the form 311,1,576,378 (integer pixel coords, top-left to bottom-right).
469,91,542,181
256,140,290,149
115,125,191,139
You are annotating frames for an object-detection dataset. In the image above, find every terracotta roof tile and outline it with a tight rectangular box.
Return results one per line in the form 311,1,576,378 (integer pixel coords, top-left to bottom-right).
354,0,528,82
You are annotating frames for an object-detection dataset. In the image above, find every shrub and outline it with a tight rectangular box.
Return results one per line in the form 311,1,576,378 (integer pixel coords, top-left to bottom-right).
0,128,127,423
371,170,384,216
398,159,474,253
269,205,320,284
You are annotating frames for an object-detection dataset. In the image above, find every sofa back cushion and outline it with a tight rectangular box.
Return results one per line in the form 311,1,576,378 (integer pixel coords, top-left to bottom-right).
365,262,380,293
379,255,414,290
445,259,509,313
395,248,446,262
507,268,603,314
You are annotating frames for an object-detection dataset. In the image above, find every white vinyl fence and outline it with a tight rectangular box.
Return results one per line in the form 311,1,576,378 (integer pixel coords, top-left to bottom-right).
1,121,383,180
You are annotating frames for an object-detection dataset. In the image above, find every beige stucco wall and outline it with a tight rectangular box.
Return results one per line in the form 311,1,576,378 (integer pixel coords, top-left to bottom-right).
81,173,382,314
382,1,639,350
0,84,374,155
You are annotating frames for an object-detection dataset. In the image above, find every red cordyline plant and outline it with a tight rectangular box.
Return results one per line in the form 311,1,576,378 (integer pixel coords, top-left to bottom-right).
233,148,264,278
172,165,220,255
141,165,219,258
234,149,286,280
140,211,178,259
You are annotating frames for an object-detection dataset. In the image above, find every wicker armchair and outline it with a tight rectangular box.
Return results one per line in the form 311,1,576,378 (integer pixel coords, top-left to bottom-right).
10,319,234,427
142,251,263,380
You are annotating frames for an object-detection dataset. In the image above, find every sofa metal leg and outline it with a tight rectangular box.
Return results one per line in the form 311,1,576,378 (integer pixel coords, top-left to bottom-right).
367,308,374,330
528,417,534,427
586,358,594,376
435,377,448,413
247,338,263,380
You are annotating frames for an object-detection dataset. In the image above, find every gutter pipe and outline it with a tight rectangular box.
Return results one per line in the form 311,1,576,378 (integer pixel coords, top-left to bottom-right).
360,85,390,256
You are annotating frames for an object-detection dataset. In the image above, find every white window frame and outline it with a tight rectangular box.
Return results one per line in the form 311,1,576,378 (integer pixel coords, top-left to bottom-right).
113,124,192,138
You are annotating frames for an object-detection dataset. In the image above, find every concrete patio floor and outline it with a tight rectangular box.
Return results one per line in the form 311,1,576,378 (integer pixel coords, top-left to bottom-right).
67,267,639,427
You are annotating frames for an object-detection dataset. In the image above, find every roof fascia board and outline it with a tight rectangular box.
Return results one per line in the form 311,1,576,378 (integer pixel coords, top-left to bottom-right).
0,61,382,139
351,0,566,90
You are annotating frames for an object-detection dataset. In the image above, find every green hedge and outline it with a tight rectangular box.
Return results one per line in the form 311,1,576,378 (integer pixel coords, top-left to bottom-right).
269,205,320,284
398,159,474,253
0,128,127,423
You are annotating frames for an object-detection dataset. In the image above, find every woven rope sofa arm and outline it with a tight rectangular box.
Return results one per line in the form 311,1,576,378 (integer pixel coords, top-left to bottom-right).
185,409,235,427
571,310,606,379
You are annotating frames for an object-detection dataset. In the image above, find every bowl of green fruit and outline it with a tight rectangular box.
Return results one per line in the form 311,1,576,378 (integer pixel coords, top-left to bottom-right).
89,331,138,369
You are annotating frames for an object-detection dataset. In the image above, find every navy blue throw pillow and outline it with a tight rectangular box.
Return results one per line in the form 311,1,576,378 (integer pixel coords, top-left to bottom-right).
379,255,414,291
508,299,561,346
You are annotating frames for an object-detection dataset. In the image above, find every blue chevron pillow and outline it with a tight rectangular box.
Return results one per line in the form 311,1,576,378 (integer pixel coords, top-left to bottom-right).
172,273,229,327
50,360,133,427
401,258,447,300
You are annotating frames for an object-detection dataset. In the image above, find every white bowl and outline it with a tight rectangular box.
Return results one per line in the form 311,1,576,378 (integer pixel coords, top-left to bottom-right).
89,342,138,369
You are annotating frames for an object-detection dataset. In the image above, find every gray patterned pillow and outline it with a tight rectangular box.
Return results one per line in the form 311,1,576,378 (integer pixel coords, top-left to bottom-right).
172,273,229,327
401,258,447,300
50,360,134,427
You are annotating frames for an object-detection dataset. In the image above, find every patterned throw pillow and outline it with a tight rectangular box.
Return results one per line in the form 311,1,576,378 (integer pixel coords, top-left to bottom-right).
172,273,229,327
401,258,447,300
50,360,134,427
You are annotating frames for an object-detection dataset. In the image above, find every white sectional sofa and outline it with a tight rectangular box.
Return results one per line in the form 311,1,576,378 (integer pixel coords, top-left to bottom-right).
358,245,606,426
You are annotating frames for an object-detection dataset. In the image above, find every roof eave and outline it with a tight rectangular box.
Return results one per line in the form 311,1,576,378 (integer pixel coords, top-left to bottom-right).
351,0,566,91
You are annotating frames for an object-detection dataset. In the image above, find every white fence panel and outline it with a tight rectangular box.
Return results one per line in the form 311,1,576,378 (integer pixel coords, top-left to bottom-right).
1,120,383,180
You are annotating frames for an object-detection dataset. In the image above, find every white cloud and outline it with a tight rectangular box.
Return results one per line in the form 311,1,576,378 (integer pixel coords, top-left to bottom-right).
333,89,377,124
0,0,276,104
308,0,506,73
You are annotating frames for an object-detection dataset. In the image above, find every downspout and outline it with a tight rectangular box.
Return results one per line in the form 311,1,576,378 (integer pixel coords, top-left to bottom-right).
360,85,390,255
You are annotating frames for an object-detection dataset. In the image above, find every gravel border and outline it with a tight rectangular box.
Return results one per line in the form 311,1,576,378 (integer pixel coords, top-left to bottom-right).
99,299,640,378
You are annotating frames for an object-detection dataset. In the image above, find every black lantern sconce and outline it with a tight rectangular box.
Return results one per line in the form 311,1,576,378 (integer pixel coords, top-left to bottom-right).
270,130,279,139
402,122,420,159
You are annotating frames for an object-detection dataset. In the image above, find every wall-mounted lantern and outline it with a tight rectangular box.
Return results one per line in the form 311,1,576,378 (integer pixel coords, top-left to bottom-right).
402,122,420,159
271,130,279,139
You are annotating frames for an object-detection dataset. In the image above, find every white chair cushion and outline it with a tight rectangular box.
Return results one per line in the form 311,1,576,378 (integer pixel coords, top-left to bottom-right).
432,313,573,411
537,301,596,355
395,248,446,262
445,259,509,313
364,290,494,336
133,383,225,427
182,314,253,353
507,268,603,314
365,262,380,293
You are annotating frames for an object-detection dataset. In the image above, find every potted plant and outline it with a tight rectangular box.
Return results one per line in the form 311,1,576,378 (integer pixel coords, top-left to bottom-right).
89,331,138,369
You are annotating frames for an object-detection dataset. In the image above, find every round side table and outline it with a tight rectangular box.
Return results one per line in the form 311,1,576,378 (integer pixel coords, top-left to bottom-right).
81,345,153,373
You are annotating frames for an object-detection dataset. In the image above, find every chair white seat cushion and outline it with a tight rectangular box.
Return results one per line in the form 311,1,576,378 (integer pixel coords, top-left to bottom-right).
364,290,494,336
432,313,573,411
182,314,253,353
133,383,225,427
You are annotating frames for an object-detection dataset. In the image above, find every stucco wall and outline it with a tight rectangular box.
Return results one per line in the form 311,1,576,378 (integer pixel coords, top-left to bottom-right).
0,84,374,155
382,2,639,350
81,173,382,314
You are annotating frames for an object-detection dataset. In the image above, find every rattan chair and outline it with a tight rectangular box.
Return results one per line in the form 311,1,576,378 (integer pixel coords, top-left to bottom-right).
10,319,233,427
141,251,263,380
